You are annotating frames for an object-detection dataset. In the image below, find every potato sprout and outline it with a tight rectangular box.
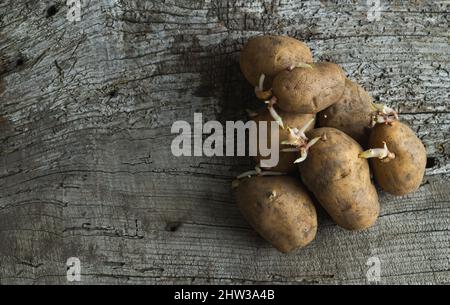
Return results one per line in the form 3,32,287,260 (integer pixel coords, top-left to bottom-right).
359,141,395,162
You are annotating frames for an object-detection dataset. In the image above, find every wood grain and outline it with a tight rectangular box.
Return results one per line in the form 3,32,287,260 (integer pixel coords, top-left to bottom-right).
0,0,449,284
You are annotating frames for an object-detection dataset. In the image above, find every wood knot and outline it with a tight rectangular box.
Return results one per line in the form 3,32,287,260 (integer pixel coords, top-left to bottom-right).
46,4,58,18
166,221,182,232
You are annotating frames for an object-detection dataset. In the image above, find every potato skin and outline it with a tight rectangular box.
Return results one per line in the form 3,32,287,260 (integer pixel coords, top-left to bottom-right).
298,128,379,230
235,176,317,253
318,79,373,147
240,35,313,90
368,121,426,196
253,107,315,172
272,62,346,114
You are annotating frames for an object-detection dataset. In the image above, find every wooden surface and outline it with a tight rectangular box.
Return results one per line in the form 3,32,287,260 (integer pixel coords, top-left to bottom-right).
0,0,449,284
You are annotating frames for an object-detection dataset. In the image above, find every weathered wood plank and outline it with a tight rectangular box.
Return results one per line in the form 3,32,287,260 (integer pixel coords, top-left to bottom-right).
0,0,449,284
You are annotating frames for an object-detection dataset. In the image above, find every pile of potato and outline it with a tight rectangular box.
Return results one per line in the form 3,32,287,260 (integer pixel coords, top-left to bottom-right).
234,35,427,253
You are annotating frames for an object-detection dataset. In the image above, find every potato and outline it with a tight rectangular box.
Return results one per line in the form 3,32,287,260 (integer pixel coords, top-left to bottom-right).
298,127,380,230
365,121,426,196
318,79,374,147
240,35,313,90
253,107,315,172
235,175,317,252
272,62,346,114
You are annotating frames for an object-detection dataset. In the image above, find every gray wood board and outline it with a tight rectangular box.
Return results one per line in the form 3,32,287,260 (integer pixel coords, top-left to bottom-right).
0,0,449,284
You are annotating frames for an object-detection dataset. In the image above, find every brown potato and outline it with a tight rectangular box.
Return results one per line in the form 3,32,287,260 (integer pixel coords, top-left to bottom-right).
318,79,374,147
253,107,315,172
235,175,317,253
367,121,426,196
240,35,313,90
272,62,346,114
298,127,380,230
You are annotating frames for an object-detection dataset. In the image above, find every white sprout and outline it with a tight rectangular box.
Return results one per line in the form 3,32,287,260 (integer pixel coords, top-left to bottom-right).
287,63,313,71
235,168,259,180
281,117,322,164
294,149,308,163
298,118,315,139
370,102,399,127
254,74,272,100
257,74,265,91
281,127,302,146
293,137,321,164
267,105,284,129
235,166,285,179
265,96,284,129
280,148,299,152
281,119,314,147
305,136,321,150
371,102,385,112
359,141,396,162
267,190,277,200
370,114,397,127
232,166,286,188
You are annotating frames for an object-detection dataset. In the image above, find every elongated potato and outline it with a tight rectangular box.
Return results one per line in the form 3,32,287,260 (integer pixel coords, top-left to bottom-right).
235,175,317,253
298,127,379,230
318,79,374,147
272,62,346,114
253,107,315,172
240,35,313,90
367,121,426,196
